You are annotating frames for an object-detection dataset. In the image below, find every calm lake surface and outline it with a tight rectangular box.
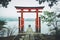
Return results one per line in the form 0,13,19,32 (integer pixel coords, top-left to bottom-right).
4,20,49,36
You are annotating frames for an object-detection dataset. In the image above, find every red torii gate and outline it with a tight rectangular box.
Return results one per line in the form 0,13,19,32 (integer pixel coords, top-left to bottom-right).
15,6,44,33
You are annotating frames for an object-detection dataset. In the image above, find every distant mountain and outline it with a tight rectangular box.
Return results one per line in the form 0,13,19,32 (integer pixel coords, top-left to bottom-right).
0,17,36,21
24,18,35,21
5,17,18,21
0,17,18,21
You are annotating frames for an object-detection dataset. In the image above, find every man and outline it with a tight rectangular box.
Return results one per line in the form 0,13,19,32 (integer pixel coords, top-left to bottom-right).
24,25,34,40
26,25,33,34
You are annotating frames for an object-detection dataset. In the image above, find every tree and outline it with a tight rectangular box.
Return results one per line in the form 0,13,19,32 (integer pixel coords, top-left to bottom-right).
6,26,17,36
0,0,59,8
0,0,11,8
0,18,7,37
0,18,17,37
36,0,58,8
0,19,6,30
40,11,60,40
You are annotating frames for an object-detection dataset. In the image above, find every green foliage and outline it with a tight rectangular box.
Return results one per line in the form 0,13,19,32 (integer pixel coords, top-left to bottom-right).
41,11,55,23
0,0,58,8
0,20,6,25
41,11,56,26
41,11,60,35
36,0,58,8
0,19,6,30
57,14,60,18
44,11,55,17
57,29,60,35
0,0,11,8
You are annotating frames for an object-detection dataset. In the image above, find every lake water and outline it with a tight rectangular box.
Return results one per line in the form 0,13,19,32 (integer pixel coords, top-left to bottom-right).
3,20,50,36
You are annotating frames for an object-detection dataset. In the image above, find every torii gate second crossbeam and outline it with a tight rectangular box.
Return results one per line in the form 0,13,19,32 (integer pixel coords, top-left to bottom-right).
15,6,44,33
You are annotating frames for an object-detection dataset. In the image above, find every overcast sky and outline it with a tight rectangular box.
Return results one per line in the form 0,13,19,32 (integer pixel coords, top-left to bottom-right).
0,0,51,18
0,0,60,18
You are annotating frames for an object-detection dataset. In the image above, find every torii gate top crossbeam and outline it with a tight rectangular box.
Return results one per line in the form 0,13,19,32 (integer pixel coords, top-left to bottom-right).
15,6,44,9
15,6,44,13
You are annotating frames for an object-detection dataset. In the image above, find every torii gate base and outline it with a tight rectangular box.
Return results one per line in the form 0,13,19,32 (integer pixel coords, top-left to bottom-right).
15,6,44,33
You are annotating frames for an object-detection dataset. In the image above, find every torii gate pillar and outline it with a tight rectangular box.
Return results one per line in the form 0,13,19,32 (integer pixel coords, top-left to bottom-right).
15,6,44,33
